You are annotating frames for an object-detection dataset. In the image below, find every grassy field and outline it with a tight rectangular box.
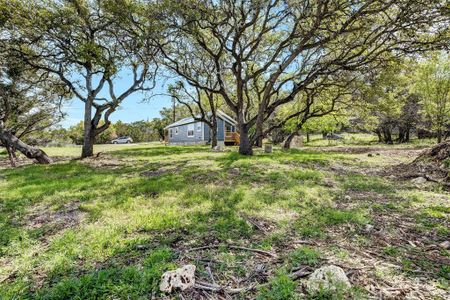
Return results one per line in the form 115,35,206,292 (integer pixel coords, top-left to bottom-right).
0,141,449,299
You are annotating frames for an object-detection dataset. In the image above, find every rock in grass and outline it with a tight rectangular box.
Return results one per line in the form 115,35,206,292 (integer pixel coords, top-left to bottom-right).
411,176,427,184
306,265,351,294
439,241,450,249
160,265,196,293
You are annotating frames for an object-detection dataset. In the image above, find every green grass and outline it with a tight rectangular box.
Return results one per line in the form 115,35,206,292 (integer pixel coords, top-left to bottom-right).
0,143,448,299
256,269,297,300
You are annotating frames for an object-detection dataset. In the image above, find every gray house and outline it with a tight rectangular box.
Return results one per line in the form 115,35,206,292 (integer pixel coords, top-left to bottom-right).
164,111,239,145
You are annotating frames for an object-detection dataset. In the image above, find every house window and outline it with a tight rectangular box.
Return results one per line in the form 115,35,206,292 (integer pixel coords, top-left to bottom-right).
169,129,173,138
187,124,194,137
175,127,178,135
197,122,202,131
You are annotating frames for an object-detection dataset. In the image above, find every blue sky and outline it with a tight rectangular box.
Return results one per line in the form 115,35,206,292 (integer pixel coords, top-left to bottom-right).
61,72,174,128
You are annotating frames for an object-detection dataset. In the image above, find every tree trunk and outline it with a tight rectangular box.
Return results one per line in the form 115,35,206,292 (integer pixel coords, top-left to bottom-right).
82,99,94,158
210,124,218,148
6,146,16,167
255,135,263,147
0,126,52,165
398,127,405,143
383,127,393,144
283,132,297,149
437,130,442,143
306,132,310,142
374,129,383,143
238,125,253,155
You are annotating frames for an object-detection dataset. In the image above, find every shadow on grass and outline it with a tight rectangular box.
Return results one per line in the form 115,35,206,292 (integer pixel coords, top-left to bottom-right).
110,145,210,158
1,146,447,299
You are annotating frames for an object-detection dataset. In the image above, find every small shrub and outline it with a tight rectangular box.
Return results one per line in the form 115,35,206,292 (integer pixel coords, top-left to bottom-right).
256,270,298,300
286,246,321,268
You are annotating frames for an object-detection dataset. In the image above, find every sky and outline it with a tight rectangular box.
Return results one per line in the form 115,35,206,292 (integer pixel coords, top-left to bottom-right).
60,72,174,128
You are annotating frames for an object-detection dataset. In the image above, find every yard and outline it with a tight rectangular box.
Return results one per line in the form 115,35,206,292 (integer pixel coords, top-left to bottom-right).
0,141,449,299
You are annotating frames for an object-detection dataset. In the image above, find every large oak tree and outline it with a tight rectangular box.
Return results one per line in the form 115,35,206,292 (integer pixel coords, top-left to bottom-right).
2,0,160,157
159,0,449,155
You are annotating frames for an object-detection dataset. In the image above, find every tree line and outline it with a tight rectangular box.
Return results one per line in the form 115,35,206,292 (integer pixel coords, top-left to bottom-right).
1,0,449,164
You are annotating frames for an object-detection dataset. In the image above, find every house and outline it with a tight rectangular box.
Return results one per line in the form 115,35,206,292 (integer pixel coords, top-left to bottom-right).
164,111,240,145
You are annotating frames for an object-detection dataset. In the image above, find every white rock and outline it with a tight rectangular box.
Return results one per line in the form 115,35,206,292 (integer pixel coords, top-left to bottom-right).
307,265,351,294
364,224,374,232
229,168,240,175
411,177,427,184
160,264,196,293
439,241,450,249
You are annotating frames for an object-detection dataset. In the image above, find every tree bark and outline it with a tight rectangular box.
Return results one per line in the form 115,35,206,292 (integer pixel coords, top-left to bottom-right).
210,124,218,148
306,132,310,143
6,146,16,167
82,100,94,158
238,125,253,155
405,127,410,143
374,129,382,143
382,127,393,144
437,130,442,143
0,126,52,165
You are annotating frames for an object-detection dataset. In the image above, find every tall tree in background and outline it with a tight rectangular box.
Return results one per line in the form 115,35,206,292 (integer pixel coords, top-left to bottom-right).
2,0,160,158
355,61,416,144
159,0,449,155
278,80,353,149
414,52,450,143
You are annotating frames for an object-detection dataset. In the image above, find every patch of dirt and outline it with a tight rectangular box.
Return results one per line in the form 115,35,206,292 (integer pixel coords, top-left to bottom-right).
80,155,132,169
386,141,450,188
141,169,170,177
24,201,86,239
0,156,71,169
312,145,428,154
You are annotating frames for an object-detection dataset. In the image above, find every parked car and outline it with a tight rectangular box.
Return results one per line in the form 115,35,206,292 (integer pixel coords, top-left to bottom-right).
325,133,343,140
111,136,133,144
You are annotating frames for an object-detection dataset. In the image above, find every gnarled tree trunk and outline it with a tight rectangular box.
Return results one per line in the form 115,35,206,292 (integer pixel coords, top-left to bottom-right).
238,125,253,155
0,126,52,165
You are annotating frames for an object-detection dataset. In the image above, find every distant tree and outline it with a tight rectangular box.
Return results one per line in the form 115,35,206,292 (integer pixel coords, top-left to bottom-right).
2,0,160,158
160,0,448,155
353,61,418,144
115,120,155,142
277,80,353,149
67,121,115,145
414,52,450,143
149,118,167,141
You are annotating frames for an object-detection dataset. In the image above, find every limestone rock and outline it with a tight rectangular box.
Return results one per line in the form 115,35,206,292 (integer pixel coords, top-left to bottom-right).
364,224,374,232
307,265,351,294
160,264,196,293
411,176,427,184
439,241,450,249
229,168,240,175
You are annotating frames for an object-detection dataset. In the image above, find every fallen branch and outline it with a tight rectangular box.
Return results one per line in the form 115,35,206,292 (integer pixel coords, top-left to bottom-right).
194,267,313,295
194,280,256,294
406,173,450,187
185,244,278,258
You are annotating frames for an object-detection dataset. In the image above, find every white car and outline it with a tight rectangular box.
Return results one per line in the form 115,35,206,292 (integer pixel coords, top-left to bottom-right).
111,136,133,144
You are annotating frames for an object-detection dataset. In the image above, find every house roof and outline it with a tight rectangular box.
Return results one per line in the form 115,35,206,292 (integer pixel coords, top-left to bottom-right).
164,110,237,129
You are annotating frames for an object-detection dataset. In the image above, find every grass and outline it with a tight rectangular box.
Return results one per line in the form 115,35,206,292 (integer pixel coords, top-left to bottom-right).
0,141,449,299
